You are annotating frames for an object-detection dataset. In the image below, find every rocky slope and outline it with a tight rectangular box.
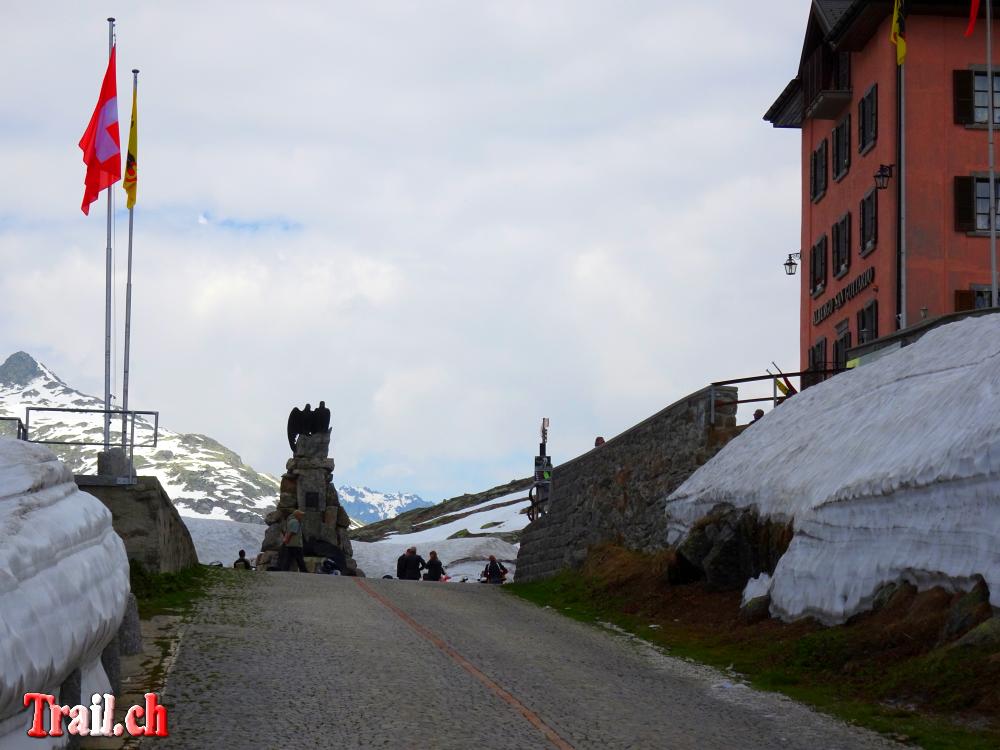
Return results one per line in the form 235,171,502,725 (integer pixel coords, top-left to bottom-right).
352,477,532,543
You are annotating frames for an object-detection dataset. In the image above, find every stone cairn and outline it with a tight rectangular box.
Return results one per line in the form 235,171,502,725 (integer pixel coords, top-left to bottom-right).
257,430,362,575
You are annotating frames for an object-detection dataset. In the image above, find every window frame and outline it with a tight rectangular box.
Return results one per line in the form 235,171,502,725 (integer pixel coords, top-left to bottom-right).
857,299,878,344
810,139,828,203
809,234,828,297
831,212,851,279
832,115,851,181
860,188,878,256
858,84,878,154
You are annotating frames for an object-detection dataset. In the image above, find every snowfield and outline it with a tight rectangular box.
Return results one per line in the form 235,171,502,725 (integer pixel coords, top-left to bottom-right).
666,314,1000,624
0,439,129,748
353,492,529,580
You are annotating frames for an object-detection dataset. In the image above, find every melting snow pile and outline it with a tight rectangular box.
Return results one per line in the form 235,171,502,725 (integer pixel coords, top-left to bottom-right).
0,439,130,747
665,314,1000,624
353,490,528,580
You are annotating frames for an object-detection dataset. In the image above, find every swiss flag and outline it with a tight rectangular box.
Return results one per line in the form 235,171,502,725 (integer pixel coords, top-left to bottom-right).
79,46,121,215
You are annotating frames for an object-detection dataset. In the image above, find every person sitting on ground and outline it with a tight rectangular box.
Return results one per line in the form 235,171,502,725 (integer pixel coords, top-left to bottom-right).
233,549,252,570
396,549,407,579
482,555,508,584
423,550,445,581
400,547,426,581
594,436,605,447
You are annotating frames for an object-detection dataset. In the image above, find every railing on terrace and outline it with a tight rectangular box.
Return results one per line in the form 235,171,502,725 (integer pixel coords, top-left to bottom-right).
21,407,160,478
708,367,844,427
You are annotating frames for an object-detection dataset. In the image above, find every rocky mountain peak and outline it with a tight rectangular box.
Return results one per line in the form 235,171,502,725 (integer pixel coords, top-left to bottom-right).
0,352,47,388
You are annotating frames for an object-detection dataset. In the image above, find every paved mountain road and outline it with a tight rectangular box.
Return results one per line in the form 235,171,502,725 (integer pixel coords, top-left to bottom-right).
154,573,896,750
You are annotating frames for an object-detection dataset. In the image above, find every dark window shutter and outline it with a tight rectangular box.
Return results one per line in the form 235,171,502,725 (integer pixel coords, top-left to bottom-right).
810,150,816,199
954,176,976,231
844,114,852,170
821,236,828,285
809,245,817,292
871,300,878,338
845,213,852,268
954,70,974,125
955,289,976,311
872,190,878,244
871,84,878,143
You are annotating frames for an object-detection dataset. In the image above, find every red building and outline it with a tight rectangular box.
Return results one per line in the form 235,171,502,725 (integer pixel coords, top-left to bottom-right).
765,0,1000,374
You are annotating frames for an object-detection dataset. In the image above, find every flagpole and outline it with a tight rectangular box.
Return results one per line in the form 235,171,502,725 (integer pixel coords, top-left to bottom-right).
899,60,907,329
121,67,138,454
103,16,115,452
989,0,999,308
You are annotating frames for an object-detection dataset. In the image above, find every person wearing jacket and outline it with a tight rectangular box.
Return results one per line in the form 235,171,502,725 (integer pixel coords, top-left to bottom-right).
423,550,445,581
400,547,426,580
482,555,508,584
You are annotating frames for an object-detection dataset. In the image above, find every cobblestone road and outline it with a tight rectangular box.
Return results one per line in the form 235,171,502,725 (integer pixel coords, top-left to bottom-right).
154,572,897,750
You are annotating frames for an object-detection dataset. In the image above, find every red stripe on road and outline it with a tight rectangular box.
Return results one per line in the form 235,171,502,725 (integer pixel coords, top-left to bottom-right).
354,578,575,750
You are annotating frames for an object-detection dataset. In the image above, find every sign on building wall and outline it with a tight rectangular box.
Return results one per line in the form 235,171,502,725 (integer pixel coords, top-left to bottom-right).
813,267,876,325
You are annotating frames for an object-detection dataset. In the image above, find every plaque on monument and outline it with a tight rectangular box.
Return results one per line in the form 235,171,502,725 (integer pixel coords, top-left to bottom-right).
305,491,320,509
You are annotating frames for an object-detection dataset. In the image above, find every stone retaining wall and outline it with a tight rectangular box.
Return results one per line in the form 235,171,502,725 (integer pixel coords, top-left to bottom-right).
514,385,739,582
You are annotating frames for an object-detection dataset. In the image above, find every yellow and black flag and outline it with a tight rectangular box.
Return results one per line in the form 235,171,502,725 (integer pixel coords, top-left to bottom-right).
890,0,908,65
123,83,138,209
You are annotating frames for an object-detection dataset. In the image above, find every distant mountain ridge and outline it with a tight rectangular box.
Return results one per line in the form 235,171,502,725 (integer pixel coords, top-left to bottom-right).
0,352,429,525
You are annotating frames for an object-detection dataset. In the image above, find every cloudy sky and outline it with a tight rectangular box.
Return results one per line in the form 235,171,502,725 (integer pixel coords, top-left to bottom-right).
0,1,806,501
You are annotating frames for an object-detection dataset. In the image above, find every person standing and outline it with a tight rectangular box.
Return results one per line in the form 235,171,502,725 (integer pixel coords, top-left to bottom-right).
423,551,445,581
482,555,508,584
281,510,307,572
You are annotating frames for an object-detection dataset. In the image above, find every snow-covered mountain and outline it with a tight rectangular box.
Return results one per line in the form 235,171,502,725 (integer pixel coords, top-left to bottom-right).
0,352,427,526
337,485,430,524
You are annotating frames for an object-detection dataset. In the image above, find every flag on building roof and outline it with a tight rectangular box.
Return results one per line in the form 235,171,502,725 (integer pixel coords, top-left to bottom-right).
79,46,121,215
966,0,982,37
123,86,138,209
890,0,908,66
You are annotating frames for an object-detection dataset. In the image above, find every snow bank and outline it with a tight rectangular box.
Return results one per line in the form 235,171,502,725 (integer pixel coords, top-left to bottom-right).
353,537,520,581
182,516,266,564
0,438,130,746
666,314,1000,624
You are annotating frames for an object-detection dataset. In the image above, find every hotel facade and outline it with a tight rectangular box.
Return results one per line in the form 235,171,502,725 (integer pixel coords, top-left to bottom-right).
765,0,1000,373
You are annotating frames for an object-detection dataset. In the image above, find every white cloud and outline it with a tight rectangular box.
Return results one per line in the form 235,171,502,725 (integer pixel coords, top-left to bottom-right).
0,0,806,498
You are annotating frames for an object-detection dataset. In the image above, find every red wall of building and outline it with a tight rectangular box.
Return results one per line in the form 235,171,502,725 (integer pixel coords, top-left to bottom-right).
904,14,1000,324
799,14,1000,370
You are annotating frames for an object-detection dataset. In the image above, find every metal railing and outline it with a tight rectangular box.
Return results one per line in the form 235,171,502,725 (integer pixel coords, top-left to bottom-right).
708,368,844,426
0,416,27,441
23,407,159,474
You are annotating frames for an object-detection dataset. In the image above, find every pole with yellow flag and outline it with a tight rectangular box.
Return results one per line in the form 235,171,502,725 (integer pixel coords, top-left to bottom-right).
121,68,138,453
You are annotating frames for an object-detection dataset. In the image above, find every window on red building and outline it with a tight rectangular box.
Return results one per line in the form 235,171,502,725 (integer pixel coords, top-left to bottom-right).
858,84,877,153
857,300,878,344
833,320,852,370
954,70,1000,125
809,235,828,295
832,115,851,180
953,176,1000,231
831,213,851,278
810,139,828,202
974,72,1000,124
808,338,828,372
860,189,877,255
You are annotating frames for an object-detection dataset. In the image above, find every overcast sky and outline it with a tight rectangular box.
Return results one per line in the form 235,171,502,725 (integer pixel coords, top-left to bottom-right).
0,1,806,501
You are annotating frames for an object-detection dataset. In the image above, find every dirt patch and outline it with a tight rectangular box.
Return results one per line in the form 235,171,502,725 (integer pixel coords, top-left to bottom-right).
572,543,1000,739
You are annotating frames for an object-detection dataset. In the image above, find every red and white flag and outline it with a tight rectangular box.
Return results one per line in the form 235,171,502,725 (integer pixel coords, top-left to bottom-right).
966,0,982,37
79,46,121,215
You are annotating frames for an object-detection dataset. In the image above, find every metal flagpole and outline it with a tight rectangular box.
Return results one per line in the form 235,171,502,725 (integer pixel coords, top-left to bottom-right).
899,60,907,329
103,17,115,451
989,0,999,307
122,68,138,453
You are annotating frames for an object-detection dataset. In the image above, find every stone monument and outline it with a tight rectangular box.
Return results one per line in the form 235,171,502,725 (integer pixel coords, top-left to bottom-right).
257,405,362,575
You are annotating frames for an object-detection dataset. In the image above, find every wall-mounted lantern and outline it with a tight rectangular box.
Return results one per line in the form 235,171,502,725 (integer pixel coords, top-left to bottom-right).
784,252,801,276
874,164,895,190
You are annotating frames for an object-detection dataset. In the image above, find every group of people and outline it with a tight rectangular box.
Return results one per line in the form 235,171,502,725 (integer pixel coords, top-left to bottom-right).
394,548,508,584
395,547,447,581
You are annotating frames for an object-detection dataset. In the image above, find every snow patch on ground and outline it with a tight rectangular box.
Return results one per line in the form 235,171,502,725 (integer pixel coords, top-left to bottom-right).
666,314,1000,624
182,517,267,565
384,498,531,543
0,438,129,745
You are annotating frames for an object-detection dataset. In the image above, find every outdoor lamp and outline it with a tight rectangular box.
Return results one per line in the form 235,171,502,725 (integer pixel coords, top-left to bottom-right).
784,252,801,276
874,164,894,190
